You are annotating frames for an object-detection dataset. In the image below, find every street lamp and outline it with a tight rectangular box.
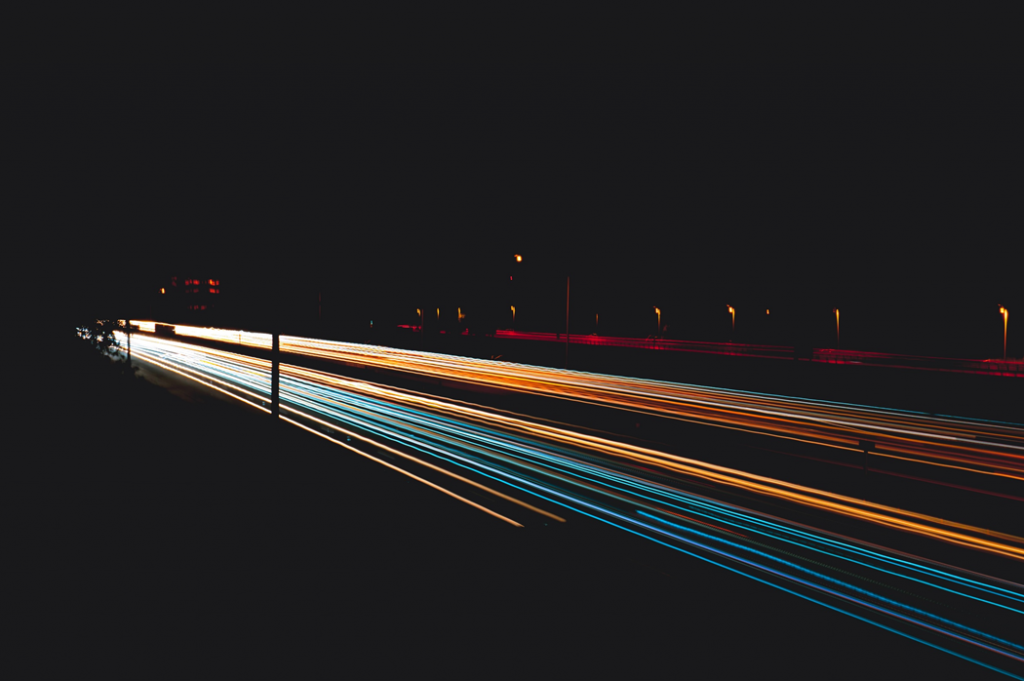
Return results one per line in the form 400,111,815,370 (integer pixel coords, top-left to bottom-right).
565,275,570,369
510,254,523,332
727,305,735,339
653,307,661,337
834,307,840,350
999,305,1009,359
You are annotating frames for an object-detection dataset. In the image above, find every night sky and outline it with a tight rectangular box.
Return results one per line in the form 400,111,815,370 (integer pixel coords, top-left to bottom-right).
44,53,1020,357
21,30,1024,680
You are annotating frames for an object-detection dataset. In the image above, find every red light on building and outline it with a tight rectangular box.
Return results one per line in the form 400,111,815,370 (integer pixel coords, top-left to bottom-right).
162,275,221,316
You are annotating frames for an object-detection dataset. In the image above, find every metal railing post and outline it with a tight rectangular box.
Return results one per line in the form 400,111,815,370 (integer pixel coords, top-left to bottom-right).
271,330,280,419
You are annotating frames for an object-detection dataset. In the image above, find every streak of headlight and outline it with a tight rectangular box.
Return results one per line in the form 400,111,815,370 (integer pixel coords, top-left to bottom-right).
172,325,272,349
280,403,564,522
280,364,1024,560
653,500,1024,616
131,348,271,414
130,335,1024,561
273,335,1024,478
641,511,1024,658
280,415,523,527
124,333,1024,674
129,336,528,527
132,345,271,402
147,328,1024,480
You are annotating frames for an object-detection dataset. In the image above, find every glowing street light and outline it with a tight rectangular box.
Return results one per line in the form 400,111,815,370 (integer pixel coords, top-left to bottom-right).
834,307,840,349
727,305,735,338
510,254,523,330
999,305,1009,359
653,307,661,337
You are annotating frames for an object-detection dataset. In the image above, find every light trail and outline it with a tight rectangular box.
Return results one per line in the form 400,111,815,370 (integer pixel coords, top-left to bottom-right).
151,326,1024,465
274,334,1024,487
120,332,1024,677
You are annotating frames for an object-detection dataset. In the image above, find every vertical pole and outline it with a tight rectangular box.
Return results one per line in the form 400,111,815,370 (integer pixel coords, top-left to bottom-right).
126,319,131,366
565,276,570,369
271,330,280,419
1005,310,1009,360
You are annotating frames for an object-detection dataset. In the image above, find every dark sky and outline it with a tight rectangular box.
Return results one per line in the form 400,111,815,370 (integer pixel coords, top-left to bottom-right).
40,50,1020,354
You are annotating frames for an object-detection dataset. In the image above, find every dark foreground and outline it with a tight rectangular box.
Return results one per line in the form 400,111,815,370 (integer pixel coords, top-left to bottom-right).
9,336,1008,679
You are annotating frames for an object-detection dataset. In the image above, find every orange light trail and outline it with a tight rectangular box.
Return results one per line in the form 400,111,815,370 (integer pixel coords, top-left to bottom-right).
116,330,1024,674
270,335,1024,487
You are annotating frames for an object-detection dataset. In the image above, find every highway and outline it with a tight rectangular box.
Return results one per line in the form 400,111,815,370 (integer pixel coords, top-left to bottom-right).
166,325,1024,510
118,328,1024,678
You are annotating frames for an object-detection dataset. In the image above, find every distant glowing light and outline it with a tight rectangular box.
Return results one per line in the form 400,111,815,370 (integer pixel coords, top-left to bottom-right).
160,288,166,294
515,254,523,262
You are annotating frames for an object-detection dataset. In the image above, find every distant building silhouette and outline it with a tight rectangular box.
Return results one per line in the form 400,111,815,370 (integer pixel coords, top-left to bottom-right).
159,275,221,319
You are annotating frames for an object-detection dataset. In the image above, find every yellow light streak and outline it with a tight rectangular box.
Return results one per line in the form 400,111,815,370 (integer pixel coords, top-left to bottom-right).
281,415,524,528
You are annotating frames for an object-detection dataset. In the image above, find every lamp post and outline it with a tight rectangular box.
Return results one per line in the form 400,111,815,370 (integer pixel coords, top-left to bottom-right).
727,305,735,340
999,306,1009,359
510,254,523,333
834,307,840,350
565,276,570,369
653,307,661,338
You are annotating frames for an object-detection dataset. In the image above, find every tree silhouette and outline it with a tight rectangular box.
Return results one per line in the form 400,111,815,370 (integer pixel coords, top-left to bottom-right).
76,319,137,378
